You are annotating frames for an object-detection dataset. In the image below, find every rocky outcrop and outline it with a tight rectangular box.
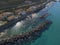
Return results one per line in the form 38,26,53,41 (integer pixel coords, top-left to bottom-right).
0,20,52,45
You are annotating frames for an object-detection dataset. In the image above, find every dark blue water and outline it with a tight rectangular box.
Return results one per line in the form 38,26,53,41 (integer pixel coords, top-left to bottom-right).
30,2,60,45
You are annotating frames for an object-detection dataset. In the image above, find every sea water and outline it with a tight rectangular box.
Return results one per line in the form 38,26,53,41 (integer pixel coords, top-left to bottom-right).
30,2,60,45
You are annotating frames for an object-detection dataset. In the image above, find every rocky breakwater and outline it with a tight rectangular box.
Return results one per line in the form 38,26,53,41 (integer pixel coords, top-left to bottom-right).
40,13,49,19
0,20,52,45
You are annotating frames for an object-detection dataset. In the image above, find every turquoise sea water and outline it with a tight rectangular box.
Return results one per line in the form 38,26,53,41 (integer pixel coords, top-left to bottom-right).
30,2,60,45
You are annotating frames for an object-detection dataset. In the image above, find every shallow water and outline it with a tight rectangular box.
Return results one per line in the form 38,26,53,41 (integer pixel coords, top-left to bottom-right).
30,2,60,45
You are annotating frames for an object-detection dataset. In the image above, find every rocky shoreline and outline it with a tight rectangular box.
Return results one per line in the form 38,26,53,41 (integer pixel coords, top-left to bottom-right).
0,2,46,31
0,1,53,45
0,20,52,45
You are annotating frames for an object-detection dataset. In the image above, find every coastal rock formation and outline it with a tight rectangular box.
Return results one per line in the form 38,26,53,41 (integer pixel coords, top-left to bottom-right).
0,0,53,45
0,20,52,45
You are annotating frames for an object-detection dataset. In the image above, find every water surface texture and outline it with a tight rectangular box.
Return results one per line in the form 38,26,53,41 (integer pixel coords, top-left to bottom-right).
30,2,60,45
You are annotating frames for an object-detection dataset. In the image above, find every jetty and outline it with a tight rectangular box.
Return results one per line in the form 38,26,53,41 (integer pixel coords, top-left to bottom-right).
40,13,49,19
0,20,52,45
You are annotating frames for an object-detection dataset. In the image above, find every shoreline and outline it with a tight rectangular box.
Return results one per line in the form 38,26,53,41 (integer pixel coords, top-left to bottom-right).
0,0,54,39
0,20,52,45
0,1,53,45
0,1,55,31
0,2,46,31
